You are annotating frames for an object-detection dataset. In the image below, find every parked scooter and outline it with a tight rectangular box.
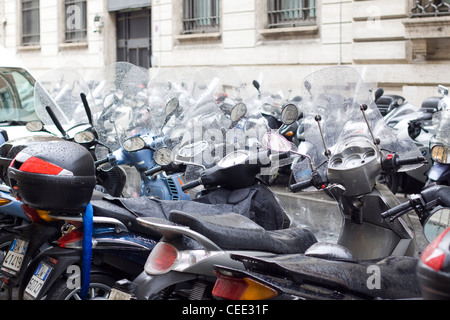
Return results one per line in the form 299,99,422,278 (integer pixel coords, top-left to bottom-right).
109,66,427,301
212,185,450,300
14,67,277,300
427,85,450,186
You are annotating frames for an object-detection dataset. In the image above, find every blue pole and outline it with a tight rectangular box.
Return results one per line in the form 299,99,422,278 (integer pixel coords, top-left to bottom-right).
81,202,93,300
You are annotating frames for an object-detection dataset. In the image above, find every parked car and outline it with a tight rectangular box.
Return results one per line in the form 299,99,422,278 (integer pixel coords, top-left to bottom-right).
0,46,42,141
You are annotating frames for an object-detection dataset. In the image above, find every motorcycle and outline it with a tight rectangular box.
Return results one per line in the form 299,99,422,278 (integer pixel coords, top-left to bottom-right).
111,66,428,301
212,185,450,300
427,85,450,186
14,66,277,300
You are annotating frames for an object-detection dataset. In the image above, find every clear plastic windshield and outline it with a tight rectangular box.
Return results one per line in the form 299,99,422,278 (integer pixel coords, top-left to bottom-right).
432,107,450,146
89,62,166,159
154,67,269,174
34,66,97,135
295,66,422,181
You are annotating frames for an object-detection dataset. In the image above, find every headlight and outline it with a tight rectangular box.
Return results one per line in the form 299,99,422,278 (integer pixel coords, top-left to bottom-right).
431,145,450,164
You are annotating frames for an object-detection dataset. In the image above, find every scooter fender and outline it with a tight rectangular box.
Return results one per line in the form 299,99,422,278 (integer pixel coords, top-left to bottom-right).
132,250,269,300
19,246,81,300
428,162,450,183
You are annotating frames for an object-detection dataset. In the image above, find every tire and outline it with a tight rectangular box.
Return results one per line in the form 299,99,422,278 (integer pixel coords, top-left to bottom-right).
45,272,117,300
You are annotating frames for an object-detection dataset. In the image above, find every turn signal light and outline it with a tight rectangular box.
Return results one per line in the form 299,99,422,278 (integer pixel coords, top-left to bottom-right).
212,271,278,300
0,197,11,206
57,229,83,248
144,242,178,275
431,145,450,164
421,228,450,271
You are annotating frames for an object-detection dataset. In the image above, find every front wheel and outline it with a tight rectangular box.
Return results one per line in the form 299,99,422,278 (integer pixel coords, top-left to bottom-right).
45,273,117,300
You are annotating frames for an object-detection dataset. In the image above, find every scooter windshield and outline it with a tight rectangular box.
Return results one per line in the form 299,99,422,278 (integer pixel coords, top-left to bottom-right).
296,66,422,181
34,66,98,136
90,62,165,160
432,108,450,146
159,66,268,170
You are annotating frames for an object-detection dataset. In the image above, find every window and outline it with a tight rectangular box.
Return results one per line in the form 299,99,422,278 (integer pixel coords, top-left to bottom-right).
411,0,450,17
0,68,38,122
182,0,220,34
22,0,40,46
65,0,87,43
267,0,316,28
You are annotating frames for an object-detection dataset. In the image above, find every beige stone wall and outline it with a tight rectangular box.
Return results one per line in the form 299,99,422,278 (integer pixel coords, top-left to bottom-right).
0,0,449,106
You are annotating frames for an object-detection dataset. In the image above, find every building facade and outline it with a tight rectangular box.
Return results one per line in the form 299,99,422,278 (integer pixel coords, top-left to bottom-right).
0,0,450,105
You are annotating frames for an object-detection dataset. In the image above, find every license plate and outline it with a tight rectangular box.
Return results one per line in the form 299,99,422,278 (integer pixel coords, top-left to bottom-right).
24,262,52,299
109,288,131,300
2,238,28,273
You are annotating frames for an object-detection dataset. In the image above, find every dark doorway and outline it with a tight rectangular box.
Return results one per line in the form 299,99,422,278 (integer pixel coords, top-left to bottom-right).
116,9,152,68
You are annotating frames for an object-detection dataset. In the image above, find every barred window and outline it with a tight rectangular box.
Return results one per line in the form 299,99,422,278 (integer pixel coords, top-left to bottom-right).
65,0,87,43
182,0,220,34
411,0,450,17
267,0,316,28
22,0,40,46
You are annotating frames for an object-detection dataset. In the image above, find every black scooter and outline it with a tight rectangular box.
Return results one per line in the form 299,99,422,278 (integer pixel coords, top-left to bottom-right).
212,184,450,300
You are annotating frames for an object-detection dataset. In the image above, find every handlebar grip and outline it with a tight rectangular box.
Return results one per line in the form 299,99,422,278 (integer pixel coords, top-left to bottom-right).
181,178,202,191
145,166,163,176
380,200,413,219
94,158,108,167
396,156,426,167
289,179,313,193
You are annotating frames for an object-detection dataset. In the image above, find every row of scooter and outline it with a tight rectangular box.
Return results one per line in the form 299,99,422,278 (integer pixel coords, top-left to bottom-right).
0,63,448,301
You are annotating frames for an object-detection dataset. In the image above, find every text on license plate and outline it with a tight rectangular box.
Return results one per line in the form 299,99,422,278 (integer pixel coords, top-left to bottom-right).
2,238,28,272
25,262,52,299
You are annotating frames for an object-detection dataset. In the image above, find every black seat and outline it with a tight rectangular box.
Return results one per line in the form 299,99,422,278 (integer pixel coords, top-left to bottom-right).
168,210,317,254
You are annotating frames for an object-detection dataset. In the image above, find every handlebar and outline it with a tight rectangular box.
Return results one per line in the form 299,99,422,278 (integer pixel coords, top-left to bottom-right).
290,179,314,193
395,156,426,167
145,165,163,176
181,178,202,191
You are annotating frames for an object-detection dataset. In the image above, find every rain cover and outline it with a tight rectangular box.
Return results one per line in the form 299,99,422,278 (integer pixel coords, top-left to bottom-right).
294,66,422,182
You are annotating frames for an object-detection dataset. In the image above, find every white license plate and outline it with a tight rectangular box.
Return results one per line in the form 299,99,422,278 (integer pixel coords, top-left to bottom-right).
2,238,28,273
24,262,52,299
109,288,131,300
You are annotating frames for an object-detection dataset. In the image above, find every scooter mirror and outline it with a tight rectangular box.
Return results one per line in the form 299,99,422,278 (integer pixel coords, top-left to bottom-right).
281,104,299,125
154,147,173,166
74,130,95,144
123,136,146,152
424,208,450,242
262,132,292,153
165,97,180,116
230,102,247,123
26,121,44,132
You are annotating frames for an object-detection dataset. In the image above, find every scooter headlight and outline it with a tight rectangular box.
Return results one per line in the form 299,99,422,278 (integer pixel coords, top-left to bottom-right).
431,145,450,164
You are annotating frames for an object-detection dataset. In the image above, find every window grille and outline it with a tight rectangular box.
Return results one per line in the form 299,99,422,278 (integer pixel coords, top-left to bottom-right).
267,0,316,28
410,0,450,17
182,0,220,34
22,0,40,45
65,0,87,43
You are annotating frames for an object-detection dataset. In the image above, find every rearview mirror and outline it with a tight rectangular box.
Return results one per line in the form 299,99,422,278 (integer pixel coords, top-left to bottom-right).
424,208,450,242
230,102,247,123
123,136,146,152
26,121,44,132
74,130,96,144
281,104,299,125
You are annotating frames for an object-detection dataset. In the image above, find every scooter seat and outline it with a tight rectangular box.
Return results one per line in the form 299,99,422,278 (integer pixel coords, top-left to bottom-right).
168,210,318,254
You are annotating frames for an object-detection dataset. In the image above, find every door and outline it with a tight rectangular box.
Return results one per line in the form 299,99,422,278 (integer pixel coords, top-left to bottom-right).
116,9,152,68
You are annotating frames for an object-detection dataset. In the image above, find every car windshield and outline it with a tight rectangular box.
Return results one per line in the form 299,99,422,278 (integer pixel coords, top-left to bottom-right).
0,67,38,123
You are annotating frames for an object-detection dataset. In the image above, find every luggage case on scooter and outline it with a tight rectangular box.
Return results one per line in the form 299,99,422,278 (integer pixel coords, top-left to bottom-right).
7,140,96,213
